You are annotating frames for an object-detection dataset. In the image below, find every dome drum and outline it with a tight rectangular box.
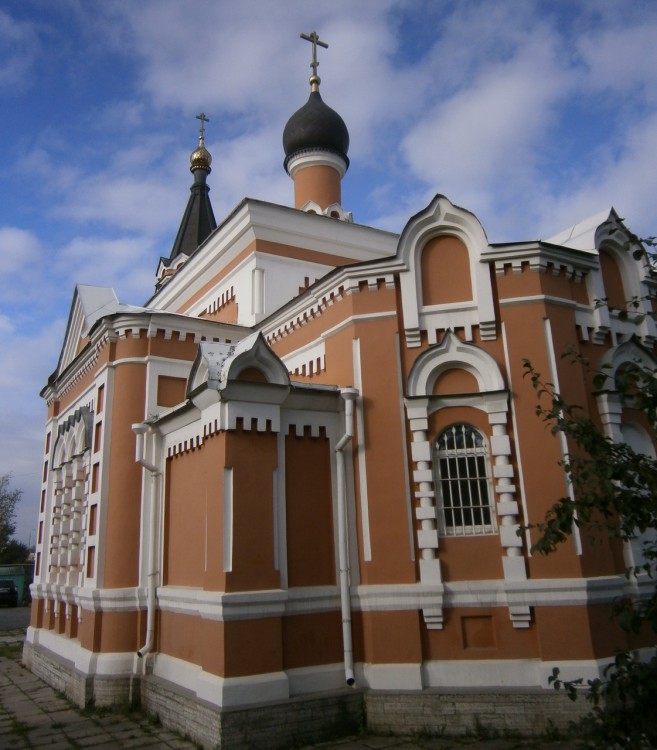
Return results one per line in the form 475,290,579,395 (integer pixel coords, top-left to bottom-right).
285,148,348,179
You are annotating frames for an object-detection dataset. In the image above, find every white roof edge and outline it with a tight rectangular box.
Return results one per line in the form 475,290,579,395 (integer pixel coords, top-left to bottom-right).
542,208,615,251
148,199,399,313
76,285,120,335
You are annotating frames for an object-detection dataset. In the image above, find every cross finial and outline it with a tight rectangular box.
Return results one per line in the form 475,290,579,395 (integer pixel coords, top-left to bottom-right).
196,112,209,142
300,31,328,91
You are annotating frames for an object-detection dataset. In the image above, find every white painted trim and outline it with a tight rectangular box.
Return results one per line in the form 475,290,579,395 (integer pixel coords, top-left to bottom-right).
157,586,288,620
262,278,398,343
397,195,497,346
33,573,632,620
482,241,598,275
199,669,289,708
153,652,290,708
26,625,636,697
285,586,341,613
422,658,547,689
282,338,326,376
27,627,135,676
353,575,628,610
150,200,397,315
499,295,578,308
319,310,398,341
543,318,582,555
501,322,532,554
352,338,371,562
223,468,233,572
286,662,349,695
48,313,243,406
145,357,193,415
363,662,423,690
151,651,201,693
395,332,416,562
407,331,506,396
287,150,348,179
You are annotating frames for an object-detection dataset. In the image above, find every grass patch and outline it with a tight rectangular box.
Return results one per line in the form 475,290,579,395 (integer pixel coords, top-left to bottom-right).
0,643,23,659
10,718,30,736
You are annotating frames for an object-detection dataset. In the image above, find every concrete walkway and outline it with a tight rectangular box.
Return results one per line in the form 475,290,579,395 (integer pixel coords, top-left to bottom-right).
1,628,574,749
1,629,197,749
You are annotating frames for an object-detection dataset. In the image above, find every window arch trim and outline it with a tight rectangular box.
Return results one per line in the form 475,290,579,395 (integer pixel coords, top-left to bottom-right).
406,330,506,398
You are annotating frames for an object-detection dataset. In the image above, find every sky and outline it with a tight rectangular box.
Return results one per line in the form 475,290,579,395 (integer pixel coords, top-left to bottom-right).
1,0,657,544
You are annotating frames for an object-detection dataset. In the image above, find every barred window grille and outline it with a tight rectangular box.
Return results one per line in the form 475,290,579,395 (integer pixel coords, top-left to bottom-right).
435,424,496,536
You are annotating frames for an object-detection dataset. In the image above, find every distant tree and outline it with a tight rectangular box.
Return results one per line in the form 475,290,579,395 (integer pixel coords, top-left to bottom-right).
0,473,23,558
0,538,31,564
522,230,657,749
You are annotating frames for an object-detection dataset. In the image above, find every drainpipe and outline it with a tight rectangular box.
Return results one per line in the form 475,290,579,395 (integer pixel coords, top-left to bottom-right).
132,422,161,659
335,388,358,686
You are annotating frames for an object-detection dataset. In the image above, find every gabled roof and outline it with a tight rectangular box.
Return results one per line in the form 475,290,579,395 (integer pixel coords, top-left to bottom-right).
187,332,290,397
542,208,617,251
52,285,148,384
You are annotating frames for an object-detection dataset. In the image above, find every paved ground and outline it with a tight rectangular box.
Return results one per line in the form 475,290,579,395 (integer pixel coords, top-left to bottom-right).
1,628,199,749
1,613,575,749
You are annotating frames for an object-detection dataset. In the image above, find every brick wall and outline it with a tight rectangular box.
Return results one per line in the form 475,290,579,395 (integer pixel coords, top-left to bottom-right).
365,689,588,737
23,644,590,749
141,673,362,749
23,642,136,709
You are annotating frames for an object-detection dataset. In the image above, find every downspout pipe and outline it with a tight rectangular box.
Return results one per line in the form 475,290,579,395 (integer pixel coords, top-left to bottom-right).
335,387,358,687
132,422,161,659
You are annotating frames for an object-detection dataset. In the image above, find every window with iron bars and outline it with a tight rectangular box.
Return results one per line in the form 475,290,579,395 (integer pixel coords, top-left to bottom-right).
435,423,496,536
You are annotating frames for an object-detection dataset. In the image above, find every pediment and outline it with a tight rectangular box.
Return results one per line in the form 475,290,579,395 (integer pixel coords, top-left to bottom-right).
57,285,121,375
187,332,290,399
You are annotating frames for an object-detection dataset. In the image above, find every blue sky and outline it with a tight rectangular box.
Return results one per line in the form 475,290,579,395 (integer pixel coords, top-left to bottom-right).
2,0,657,543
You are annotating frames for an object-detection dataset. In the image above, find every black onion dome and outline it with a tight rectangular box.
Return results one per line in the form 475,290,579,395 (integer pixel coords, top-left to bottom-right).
283,90,349,172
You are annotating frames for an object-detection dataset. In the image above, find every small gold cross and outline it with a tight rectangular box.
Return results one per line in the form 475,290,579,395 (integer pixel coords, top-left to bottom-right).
196,112,209,139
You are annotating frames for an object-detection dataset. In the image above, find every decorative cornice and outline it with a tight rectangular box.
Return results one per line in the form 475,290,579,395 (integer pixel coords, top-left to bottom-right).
482,242,599,277
146,198,397,313
30,573,644,617
43,312,248,403
262,269,397,343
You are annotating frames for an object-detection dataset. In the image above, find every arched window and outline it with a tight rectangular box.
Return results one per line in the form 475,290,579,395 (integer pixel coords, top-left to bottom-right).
435,424,496,536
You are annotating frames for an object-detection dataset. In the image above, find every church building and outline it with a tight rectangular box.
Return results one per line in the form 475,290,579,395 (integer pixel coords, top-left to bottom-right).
25,33,657,749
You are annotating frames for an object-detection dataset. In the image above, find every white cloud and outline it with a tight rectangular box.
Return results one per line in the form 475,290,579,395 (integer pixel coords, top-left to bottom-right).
400,34,571,236
0,227,49,306
212,127,293,215
536,110,657,240
0,226,43,275
22,134,185,237
0,314,14,336
0,9,39,90
0,316,65,544
57,235,159,303
54,173,182,235
577,21,657,102
105,2,301,115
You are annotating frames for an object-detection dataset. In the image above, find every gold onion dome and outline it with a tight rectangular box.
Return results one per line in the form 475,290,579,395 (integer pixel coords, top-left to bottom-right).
190,134,212,173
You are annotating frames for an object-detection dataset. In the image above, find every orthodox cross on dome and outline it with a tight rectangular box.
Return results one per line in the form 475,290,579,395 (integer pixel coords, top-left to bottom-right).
196,112,209,142
300,31,328,91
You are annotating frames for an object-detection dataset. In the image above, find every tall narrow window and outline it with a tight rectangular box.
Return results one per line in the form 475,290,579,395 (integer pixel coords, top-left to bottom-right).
435,424,496,536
